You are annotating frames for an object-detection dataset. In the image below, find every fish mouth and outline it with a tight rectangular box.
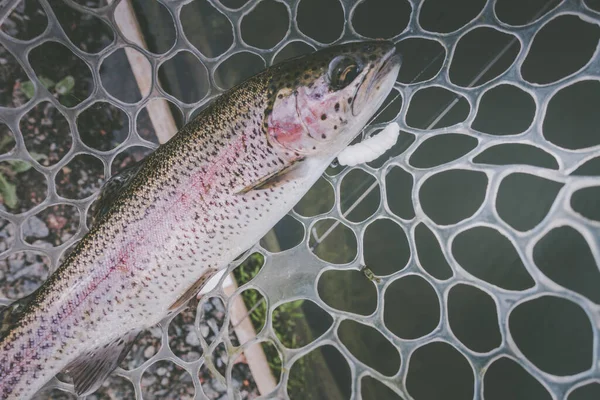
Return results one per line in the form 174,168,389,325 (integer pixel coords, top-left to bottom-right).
377,51,402,81
351,47,401,117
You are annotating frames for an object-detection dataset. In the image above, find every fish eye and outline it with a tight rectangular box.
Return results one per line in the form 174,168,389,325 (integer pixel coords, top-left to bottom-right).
328,56,362,90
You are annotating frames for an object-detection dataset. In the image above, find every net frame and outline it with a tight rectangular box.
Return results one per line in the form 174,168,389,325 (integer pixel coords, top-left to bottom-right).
0,0,598,399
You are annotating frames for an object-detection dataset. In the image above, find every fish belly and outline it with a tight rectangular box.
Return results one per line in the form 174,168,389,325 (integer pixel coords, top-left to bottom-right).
0,157,325,400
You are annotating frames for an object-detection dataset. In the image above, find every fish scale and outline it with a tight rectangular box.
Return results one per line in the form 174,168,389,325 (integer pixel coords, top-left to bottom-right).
0,41,400,399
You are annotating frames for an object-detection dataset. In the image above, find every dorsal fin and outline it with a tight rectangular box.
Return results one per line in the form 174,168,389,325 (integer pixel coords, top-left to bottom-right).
92,160,145,224
0,291,36,338
64,330,139,396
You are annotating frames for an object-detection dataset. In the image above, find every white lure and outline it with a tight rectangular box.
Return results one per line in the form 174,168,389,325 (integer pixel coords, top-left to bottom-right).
337,122,400,167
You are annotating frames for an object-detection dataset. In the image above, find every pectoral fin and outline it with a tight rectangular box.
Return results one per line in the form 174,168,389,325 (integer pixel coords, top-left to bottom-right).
64,330,139,396
236,158,304,194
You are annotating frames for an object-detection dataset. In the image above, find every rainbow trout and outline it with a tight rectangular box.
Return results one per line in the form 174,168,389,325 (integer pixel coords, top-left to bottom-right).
0,41,400,399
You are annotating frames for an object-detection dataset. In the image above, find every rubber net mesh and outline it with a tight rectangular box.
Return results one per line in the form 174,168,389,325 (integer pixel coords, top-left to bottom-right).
0,0,599,399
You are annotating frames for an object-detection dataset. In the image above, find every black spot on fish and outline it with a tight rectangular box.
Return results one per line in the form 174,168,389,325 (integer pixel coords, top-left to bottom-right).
321,134,327,139
321,114,327,120
335,103,340,111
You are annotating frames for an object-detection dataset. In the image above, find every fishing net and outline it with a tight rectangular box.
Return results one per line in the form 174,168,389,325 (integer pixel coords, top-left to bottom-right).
1,0,600,398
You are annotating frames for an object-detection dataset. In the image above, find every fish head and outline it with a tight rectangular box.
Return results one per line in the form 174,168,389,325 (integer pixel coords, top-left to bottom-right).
265,40,401,156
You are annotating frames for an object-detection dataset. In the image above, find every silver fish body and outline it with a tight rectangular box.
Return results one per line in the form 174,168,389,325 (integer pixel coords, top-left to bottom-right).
0,41,400,399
